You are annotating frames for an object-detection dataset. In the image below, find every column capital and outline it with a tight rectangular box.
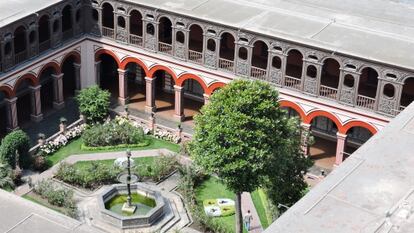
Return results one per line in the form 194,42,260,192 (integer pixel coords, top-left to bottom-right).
145,76,154,81
73,62,81,68
95,60,101,65
173,85,183,91
203,93,210,98
5,97,17,103
29,85,41,91
117,68,126,73
52,73,64,79
336,132,347,139
300,122,311,129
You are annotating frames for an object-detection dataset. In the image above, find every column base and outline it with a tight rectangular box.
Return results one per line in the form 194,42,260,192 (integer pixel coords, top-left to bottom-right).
53,101,65,110
31,114,44,122
145,105,156,114
118,97,129,106
173,114,185,122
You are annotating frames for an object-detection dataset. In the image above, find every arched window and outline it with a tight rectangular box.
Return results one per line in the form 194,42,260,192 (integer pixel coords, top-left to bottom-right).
117,16,125,28
401,77,414,107
321,58,340,88
62,5,72,32
146,23,154,35
53,20,60,33
238,47,247,60
306,65,317,78
189,24,203,53
176,31,185,43
286,49,303,79
358,67,378,98
219,32,235,61
38,15,50,43
158,17,172,44
102,3,114,29
251,40,268,69
14,26,26,54
92,9,99,22
129,10,142,36
272,56,282,69
343,74,354,88
383,83,395,98
207,39,216,52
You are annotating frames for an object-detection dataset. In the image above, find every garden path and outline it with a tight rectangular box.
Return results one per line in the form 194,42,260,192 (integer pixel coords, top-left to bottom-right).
242,192,263,233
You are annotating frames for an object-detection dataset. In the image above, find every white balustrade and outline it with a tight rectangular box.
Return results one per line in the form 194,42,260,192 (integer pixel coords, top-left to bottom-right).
356,95,376,110
158,42,173,55
218,58,234,72
250,66,267,80
188,50,202,64
284,76,301,90
130,35,143,47
319,85,338,100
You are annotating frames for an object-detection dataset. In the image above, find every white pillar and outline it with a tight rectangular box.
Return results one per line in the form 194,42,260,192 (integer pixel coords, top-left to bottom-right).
174,85,184,121
203,93,210,105
118,68,128,105
335,133,347,166
6,97,18,131
145,77,156,113
300,122,311,156
52,73,65,109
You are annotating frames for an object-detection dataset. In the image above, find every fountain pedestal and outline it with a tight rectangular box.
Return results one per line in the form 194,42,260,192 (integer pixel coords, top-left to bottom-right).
121,203,137,214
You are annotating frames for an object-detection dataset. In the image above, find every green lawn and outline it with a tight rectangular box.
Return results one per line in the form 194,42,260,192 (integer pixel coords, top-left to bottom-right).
46,136,180,167
73,157,156,171
251,189,272,228
195,177,248,233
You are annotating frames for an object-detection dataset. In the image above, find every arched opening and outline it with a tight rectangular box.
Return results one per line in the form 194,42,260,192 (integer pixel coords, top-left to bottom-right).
321,58,340,88
306,65,317,78
343,74,355,88
39,67,57,113
251,40,268,69
117,16,126,29
188,24,203,55
129,10,143,37
125,62,146,112
285,49,303,89
0,91,8,138
99,54,119,98
102,3,114,29
38,15,50,52
281,106,300,119
219,32,235,62
181,78,205,123
158,17,172,44
344,126,373,160
92,9,99,22
15,79,34,127
62,5,73,33
309,116,339,172
153,70,175,119
61,56,77,99
14,26,27,63
357,67,378,109
400,77,414,110
272,56,282,69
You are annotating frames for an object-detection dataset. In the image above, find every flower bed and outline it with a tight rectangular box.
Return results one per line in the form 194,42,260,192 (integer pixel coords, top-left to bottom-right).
39,124,86,156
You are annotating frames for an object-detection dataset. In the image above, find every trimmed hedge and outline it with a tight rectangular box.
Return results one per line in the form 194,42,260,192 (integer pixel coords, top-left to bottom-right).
80,141,150,151
0,130,31,169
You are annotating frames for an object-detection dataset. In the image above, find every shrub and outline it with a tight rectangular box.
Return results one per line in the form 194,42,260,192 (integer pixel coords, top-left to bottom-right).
33,179,77,217
76,86,110,123
0,163,14,190
0,130,31,168
82,120,146,147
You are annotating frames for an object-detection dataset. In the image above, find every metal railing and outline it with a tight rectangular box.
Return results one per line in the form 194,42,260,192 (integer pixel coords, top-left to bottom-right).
250,66,267,80
218,58,234,72
14,51,27,65
130,34,143,47
38,40,51,53
284,76,301,90
319,85,338,100
158,42,173,55
102,26,115,39
356,95,376,110
188,50,203,64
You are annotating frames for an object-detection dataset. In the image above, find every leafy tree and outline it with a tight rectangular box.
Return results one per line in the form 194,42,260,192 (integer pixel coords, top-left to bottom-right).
190,80,312,232
0,163,14,190
76,85,110,123
0,130,31,169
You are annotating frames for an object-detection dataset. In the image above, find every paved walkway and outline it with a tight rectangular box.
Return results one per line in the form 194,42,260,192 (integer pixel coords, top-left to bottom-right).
242,192,263,233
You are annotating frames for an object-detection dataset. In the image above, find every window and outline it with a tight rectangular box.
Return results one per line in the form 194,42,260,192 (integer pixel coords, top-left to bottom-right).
76,9,81,23
207,39,216,51
238,47,248,60
306,65,317,78
272,56,282,69
146,23,154,35
383,83,395,98
53,20,59,33
29,31,36,44
343,74,354,87
4,42,11,55
92,9,98,21
117,16,125,28
176,31,185,43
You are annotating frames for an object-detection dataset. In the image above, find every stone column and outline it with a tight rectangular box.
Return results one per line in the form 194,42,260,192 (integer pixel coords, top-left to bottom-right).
5,97,18,131
95,61,101,85
30,85,43,122
335,133,347,166
300,122,311,156
145,77,156,113
203,93,210,105
52,73,65,109
73,62,81,91
174,85,184,121
118,68,128,105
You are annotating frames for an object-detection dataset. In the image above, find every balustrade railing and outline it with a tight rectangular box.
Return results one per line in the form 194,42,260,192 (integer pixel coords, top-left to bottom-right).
218,58,234,72
319,85,338,100
284,76,301,90
250,66,267,80
130,34,143,47
158,42,173,55
14,51,27,65
102,26,115,39
356,95,376,110
188,50,203,64
39,40,51,53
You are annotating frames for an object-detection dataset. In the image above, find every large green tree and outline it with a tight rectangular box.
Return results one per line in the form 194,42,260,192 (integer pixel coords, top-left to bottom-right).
76,85,110,123
0,130,31,169
190,80,311,232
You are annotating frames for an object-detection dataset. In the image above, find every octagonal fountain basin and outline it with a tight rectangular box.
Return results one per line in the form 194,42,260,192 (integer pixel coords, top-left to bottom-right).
99,184,166,229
